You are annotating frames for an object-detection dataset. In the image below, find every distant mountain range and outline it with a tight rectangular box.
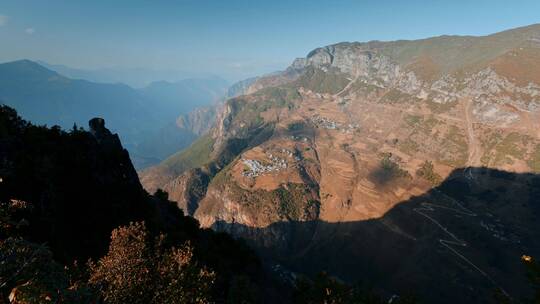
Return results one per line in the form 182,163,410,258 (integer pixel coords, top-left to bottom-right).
140,78,228,116
38,61,223,89
0,59,228,168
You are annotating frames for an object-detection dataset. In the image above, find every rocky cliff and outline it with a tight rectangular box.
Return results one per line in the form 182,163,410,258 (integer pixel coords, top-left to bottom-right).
0,105,278,303
175,105,217,136
140,24,540,302
0,107,149,260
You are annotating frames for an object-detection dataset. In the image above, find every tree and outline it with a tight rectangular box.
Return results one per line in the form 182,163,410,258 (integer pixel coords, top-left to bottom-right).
416,160,442,186
88,221,154,304
0,199,32,239
153,243,215,304
0,199,94,303
0,238,94,303
89,221,215,304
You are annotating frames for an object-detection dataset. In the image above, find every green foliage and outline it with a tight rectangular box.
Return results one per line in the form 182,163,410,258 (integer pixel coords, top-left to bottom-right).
162,133,215,175
255,86,301,105
288,121,306,132
528,144,540,173
295,67,350,94
440,125,468,167
378,27,534,76
221,177,318,222
416,160,443,186
493,132,528,165
306,199,321,212
398,138,420,155
274,184,317,221
273,187,304,221
229,87,298,131
370,153,412,186
481,132,531,167
379,153,411,179
380,89,421,104
480,132,504,166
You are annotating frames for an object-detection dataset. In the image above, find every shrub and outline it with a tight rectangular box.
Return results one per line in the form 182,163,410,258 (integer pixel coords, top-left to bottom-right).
416,160,443,186
89,222,215,304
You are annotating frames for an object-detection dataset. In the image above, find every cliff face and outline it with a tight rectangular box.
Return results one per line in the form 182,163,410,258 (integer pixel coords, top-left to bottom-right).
175,105,217,136
134,103,218,169
140,24,540,302
226,76,259,98
0,106,276,303
0,106,149,260
147,24,540,221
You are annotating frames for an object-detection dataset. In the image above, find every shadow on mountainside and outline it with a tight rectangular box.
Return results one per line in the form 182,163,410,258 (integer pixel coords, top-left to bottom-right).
212,167,540,303
0,105,284,303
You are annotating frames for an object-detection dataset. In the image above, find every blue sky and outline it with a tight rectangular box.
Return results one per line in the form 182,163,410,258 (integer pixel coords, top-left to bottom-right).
0,0,539,81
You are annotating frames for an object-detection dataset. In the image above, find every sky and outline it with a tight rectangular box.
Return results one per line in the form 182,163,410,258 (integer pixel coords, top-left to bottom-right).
0,0,540,81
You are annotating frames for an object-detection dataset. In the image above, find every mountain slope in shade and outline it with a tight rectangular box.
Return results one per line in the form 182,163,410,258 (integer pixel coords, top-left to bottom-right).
0,60,225,168
215,168,540,303
0,105,276,303
140,24,540,303
134,105,218,168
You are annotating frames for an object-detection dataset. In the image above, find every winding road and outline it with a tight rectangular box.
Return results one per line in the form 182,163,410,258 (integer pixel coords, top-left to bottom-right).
413,189,510,297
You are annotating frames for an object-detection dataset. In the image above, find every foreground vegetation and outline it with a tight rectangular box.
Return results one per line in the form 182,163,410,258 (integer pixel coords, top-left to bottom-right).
0,106,264,303
1,105,539,303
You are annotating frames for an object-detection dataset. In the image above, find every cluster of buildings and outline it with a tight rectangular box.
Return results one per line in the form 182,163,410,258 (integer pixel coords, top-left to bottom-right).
241,148,301,178
310,115,341,130
310,115,360,133
241,156,288,178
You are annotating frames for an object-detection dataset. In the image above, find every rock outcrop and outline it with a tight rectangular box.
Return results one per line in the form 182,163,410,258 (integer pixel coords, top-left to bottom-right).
0,108,148,260
140,24,540,303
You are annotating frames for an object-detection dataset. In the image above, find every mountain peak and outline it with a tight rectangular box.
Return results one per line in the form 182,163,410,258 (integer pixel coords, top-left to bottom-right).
139,23,540,303
0,59,61,79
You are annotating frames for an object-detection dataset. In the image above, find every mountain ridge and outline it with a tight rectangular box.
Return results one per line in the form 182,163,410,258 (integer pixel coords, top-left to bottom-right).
139,23,540,302
0,59,227,168
37,60,224,88
0,105,277,303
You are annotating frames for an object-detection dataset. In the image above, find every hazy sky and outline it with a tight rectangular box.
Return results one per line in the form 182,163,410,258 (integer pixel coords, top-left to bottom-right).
1,0,539,81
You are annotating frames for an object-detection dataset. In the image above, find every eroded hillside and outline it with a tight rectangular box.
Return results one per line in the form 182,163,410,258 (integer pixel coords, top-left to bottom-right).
140,24,540,303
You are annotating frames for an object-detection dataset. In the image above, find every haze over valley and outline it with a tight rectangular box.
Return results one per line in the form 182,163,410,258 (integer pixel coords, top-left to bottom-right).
1,1,540,303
